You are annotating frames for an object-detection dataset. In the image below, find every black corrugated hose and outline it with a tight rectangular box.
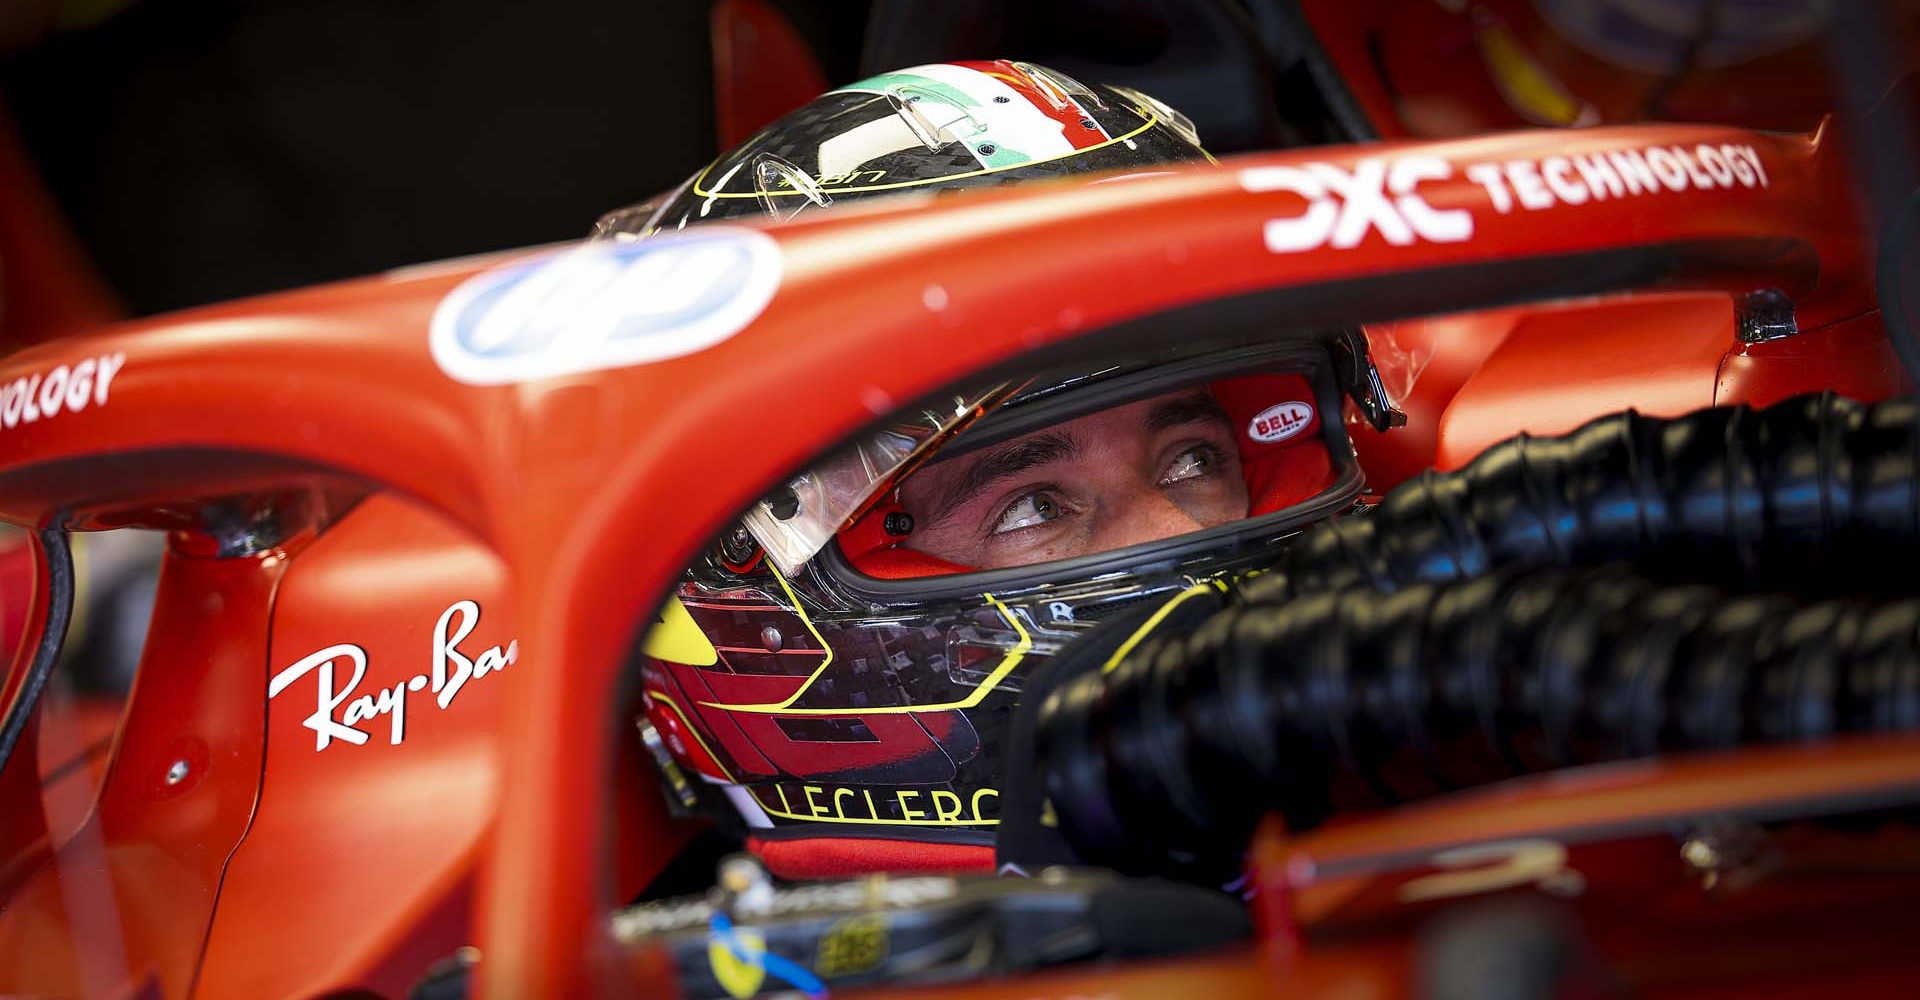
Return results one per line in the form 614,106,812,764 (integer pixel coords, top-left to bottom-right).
1032,393,1920,876
1264,391,1920,599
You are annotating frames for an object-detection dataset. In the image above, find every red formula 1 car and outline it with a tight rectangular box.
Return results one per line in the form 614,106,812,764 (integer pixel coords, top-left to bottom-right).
4,21,1920,1000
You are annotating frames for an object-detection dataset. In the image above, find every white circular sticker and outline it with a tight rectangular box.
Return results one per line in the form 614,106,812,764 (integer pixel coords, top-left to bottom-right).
429,227,782,385
1247,400,1315,443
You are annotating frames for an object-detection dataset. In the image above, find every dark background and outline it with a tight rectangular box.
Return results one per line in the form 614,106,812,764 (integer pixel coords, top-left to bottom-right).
0,0,1351,317
0,0,863,314
4,1,1914,319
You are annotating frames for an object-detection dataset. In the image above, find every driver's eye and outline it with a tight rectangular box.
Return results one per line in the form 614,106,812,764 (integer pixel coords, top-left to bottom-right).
992,491,1064,535
1159,445,1217,486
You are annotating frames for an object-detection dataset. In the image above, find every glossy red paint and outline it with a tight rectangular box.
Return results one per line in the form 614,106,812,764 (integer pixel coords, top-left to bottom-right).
0,536,55,897
1349,306,1533,488
1281,735,1920,885
193,494,511,998
710,0,829,151
0,540,288,998
1425,295,1906,472
1259,738,1920,998
1434,292,1739,469
1298,0,1920,138
0,528,30,678
196,494,695,1000
35,693,126,848
0,119,1904,998
1717,308,1909,407
1359,298,1908,486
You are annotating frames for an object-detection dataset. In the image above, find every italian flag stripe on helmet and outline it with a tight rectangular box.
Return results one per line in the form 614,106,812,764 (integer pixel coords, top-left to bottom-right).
832,61,1109,169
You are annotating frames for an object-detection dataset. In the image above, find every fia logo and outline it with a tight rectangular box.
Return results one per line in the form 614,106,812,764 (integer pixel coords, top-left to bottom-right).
429,228,782,385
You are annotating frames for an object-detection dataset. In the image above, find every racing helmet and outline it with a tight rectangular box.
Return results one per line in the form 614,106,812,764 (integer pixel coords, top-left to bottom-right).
595,59,1211,236
625,62,1397,877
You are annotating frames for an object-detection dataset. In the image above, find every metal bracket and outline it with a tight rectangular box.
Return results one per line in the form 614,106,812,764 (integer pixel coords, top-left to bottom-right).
1736,288,1800,344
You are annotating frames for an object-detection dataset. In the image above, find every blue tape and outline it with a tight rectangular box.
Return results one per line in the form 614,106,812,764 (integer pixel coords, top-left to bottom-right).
709,912,830,999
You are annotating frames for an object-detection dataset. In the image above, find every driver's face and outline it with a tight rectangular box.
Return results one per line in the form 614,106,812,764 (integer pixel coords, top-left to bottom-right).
897,389,1249,570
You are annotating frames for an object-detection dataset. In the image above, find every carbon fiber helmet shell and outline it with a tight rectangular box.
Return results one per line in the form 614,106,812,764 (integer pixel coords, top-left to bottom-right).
627,63,1377,874
609,60,1211,235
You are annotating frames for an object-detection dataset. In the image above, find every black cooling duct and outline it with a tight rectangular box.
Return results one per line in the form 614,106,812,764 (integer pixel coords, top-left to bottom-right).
1257,392,1920,600
1026,392,1920,877
1036,565,1920,876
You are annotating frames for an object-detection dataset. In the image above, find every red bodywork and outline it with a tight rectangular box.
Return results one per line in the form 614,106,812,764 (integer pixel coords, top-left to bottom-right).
0,116,1912,999
1300,0,1920,139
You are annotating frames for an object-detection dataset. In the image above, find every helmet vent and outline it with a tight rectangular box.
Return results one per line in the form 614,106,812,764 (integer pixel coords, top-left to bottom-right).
886,86,987,152
1107,85,1200,148
1006,60,1107,112
751,153,833,222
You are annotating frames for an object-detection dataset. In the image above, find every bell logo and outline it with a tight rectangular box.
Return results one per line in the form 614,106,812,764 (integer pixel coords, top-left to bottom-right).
1241,156,1474,253
1249,400,1314,443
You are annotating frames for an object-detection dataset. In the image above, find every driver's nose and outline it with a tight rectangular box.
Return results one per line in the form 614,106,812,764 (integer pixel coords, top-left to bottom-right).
1093,486,1208,552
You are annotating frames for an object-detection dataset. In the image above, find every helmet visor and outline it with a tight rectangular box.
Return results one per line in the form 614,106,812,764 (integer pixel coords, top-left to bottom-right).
742,382,1020,575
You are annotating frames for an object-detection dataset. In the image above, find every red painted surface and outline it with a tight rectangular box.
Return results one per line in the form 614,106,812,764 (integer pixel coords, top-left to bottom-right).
1268,738,1920,998
710,0,828,151
1434,292,1737,469
1349,306,1533,489
35,696,127,847
0,528,30,676
0,102,120,347
1387,294,1906,476
1299,0,1920,138
194,494,511,999
1296,0,1410,139
0,119,1905,998
0,541,288,999
1716,309,1909,406
193,492,698,999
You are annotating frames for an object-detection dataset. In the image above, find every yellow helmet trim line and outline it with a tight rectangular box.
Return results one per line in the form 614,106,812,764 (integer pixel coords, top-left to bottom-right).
689,113,1162,199
641,595,721,666
1099,579,1228,674
698,562,1033,716
643,688,740,784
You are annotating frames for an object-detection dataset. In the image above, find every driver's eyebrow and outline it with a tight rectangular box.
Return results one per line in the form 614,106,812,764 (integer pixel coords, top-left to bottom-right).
927,431,1081,528
1146,390,1231,433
